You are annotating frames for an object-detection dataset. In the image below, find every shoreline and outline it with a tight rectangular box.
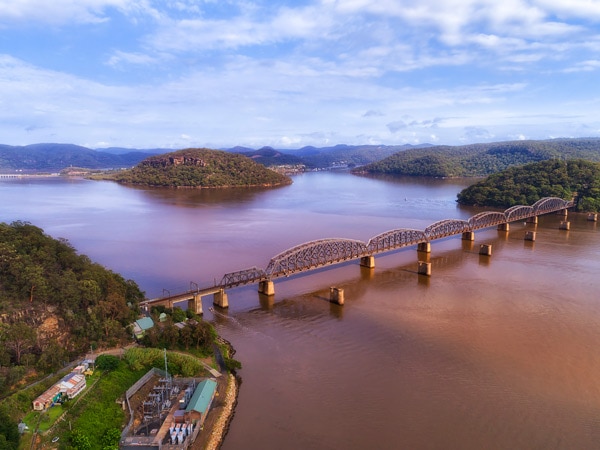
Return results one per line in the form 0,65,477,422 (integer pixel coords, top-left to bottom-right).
198,372,239,450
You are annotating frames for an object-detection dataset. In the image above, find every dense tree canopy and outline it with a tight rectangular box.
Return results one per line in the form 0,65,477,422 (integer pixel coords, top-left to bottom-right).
107,148,292,188
354,138,600,177
456,159,600,211
0,221,144,394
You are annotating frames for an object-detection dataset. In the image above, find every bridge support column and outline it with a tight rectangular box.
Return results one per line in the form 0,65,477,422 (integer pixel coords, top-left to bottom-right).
479,244,492,256
462,231,475,241
556,209,568,218
417,242,431,253
559,221,570,231
497,223,510,232
258,280,275,296
588,213,598,222
213,289,229,308
187,293,203,315
329,287,344,305
417,261,431,276
526,216,538,225
360,255,375,268
524,231,536,242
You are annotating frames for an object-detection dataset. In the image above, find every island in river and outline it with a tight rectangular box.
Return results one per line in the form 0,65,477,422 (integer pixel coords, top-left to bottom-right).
96,148,292,188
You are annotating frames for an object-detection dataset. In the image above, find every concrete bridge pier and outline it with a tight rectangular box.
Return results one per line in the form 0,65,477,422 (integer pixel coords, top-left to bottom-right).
417,261,431,276
559,221,570,231
479,244,492,256
417,242,431,253
360,255,375,268
188,293,203,315
524,231,536,242
329,287,344,305
497,223,510,232
557,209,568,218
213,289,229,308
258,280,275,296
527,216,538,225
588,213,598,222
462,231,475,241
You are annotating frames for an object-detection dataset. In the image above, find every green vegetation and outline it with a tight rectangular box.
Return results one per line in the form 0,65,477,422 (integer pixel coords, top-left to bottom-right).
355,138,600,177
11,347,218,449
456,159,600,211
0,221,144,396
0,222,233,448
105,148,292,188
0,406,19,449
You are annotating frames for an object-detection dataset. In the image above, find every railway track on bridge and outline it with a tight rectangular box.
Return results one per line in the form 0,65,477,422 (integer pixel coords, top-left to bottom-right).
148,197,573,307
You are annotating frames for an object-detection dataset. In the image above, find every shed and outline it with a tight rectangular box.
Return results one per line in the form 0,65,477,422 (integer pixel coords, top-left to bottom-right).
58,372,86,399
185,379,217,422
32,385,62,411
133,317,155,339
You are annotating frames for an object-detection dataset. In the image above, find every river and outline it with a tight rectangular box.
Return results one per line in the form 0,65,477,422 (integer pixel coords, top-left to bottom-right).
2,171,600,449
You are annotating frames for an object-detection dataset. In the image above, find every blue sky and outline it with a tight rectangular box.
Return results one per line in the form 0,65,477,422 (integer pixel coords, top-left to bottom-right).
1,0,599,149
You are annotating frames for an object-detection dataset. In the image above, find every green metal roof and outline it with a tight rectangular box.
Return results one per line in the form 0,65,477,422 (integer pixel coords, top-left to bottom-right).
136,317,154,331
185,379,217,415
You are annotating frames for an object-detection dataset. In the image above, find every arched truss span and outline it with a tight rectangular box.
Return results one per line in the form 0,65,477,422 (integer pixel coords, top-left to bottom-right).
504,205,534,222
533,197,571,214
468,211,507,230
367,229,426,254
265,238,368,278
424,219,470,240
220,266,267,288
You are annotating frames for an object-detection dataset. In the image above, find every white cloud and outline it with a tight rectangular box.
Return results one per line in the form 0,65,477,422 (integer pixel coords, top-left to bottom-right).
2,1,600,147
0,0,142,25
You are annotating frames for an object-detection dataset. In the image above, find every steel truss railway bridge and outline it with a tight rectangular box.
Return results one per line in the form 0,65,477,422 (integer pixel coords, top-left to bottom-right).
144,197,573,314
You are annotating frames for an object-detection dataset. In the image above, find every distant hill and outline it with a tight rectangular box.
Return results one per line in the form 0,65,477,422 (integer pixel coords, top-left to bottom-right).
106,148,292,188
96,146,169,155
236,146,305,167
0,142,431,172
354,138,600,177
456,159,600,212
0,143,154,172
283,143,431,169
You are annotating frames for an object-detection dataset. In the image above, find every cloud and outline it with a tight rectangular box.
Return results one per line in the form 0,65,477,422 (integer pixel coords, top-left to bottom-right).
0,0,139,25
461,126,494,142
363,110,384,117
107,50,168,67
1,1,600,148
387,120,408,133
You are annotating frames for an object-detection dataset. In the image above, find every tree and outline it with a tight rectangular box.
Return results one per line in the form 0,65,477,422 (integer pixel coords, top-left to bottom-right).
70,430,92,450
3,322,36,365
95,354,120,372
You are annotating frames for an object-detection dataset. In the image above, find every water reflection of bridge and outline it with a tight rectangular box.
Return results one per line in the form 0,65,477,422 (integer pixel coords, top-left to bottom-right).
145,197,573,313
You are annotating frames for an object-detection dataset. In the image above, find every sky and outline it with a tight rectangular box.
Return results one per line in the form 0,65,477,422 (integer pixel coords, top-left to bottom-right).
1,0,600,150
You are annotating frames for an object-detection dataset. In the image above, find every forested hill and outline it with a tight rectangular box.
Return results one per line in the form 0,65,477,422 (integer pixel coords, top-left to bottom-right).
108,148,292,188
353,138,600,177
0,221,145,392
456,159,600,212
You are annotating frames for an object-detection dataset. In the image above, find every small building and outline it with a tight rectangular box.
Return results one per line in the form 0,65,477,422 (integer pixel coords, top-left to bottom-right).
58,372,86,399
132,317,155,339
185,379,218,423
32,385,62,411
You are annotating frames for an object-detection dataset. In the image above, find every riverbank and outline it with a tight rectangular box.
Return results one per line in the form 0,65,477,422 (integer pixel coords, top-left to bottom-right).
192,373,239,450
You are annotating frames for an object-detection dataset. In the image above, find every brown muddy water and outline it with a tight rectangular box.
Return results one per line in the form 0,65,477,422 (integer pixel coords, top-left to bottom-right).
2,171,599,449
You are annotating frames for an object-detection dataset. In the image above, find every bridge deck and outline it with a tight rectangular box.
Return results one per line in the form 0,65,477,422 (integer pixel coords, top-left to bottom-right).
150,197,573,302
